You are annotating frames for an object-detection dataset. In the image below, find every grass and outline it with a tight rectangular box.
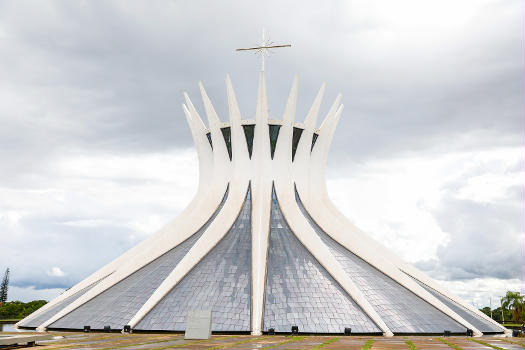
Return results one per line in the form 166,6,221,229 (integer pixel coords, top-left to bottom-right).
362,339,374,350
469,338,506,350
310,337,340,349
437,337,464,350
0,319,21,322
405,339,418,350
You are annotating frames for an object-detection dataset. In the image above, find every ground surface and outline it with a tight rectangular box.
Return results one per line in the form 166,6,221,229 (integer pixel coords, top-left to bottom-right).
0,332,523,350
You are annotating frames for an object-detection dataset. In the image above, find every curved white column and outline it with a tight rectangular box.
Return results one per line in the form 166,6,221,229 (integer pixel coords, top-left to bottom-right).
249,71,272,335
249,76,299,335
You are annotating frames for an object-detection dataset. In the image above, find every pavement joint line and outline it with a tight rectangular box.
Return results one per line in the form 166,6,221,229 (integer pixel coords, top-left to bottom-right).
45,334,125,345
97,336,185,350
310,337,340,349
18,335,521,350
40,335,179,350
500,338,525,347
437,337,464,350
128,335,243,350
469,338,506,350
206,336,266,349
37,337,126,350
361,339,374,350
260,336,306,349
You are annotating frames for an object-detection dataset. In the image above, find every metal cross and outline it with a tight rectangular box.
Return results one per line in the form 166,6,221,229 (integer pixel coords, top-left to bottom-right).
236,29,291,71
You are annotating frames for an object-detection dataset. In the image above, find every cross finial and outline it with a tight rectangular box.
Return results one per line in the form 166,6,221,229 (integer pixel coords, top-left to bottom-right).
236,28,291,72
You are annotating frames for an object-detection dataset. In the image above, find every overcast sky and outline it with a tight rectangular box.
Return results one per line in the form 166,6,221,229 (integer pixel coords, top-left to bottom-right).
1,0,523,308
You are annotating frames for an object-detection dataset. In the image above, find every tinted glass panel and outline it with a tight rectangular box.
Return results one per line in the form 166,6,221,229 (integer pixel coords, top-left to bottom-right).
291,127,303,161
311,132,319,152
220,127,232,160
206,132,212,149
268,124,281,159
242,124,255,158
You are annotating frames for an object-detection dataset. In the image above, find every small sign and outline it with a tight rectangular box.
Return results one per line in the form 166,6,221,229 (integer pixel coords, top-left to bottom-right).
185,310,212,339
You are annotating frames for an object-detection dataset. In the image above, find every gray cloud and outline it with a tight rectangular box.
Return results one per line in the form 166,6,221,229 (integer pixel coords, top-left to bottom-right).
415,155,525,281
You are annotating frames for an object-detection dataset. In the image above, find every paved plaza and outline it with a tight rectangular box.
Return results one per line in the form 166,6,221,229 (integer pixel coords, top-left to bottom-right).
0,332,524,350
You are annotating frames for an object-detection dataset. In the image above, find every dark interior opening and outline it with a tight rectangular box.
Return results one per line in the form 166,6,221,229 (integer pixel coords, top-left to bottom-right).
268,124,281,159
220,127,232,160
242,124,255,158
292,127,304,161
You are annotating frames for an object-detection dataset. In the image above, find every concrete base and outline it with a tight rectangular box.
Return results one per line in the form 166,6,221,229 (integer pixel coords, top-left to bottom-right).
184,310,212,340
0,334,53,347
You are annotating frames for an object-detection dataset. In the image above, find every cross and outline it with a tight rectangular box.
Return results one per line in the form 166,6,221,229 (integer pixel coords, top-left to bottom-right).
236,29,291,72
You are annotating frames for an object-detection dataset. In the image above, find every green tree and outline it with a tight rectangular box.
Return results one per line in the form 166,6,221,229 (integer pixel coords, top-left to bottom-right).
491,306,512,323
479,306,491,318
0,300,47,319
0,268,9,304
501,291,524,323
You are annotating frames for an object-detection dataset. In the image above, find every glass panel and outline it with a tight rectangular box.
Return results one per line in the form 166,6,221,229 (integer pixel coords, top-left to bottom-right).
263,186,381,334
268,125,281,159
49,186,230,330
242,124,255,158
136,187,252,331
206,132,213,149
292,127,303,161
295,187,468,334
311,133,319,152
220,127,232,160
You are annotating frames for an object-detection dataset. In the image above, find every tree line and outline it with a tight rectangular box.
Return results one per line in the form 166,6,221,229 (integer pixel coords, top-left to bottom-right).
0,300,48,320
479,291,524,324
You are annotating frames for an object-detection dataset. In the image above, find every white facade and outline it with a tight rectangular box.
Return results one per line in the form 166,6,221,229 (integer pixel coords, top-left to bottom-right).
17,71,509,336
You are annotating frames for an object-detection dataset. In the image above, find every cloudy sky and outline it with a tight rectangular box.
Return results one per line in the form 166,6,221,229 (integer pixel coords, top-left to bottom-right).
1,0,523,309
